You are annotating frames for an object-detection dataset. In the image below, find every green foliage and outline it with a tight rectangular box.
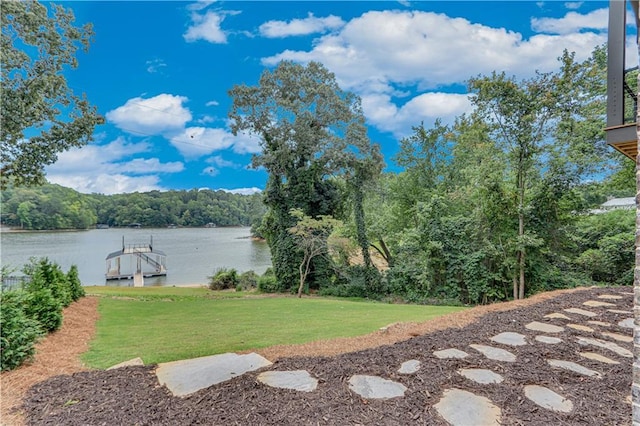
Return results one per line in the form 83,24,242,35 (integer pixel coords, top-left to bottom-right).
1,0,104,188
208,268,239,291
0,291,44,371
1,183,266,230
22,288,62,333
257,268,282,293
24,258,72,307
229,60,382,293
66,265,85,301
236,270,258,291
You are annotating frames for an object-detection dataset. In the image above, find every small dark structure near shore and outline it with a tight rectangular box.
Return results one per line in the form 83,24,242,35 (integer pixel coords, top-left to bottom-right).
105,236,167,285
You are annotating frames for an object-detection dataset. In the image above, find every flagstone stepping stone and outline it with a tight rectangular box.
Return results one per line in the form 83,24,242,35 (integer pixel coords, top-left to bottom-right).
348,375,407,399
618,318,634,329
491,332,527,346
458,368,504,384
524,385,573,413
579,352,620,365
469,344,516,362
433,348,469,359
598,294,623,300
156,352,272,397
525,321,564,333
434,388,501,426
547,359,602,378
583,300,616,307
608,309,633,314
535,335,563,344
257,370,318,392
588,321,612,327
544,313,571,320
107,357,144,370
566,324,594,332
602,331,633,343
398,359,421,374
576,337,632,358
564,308,597,317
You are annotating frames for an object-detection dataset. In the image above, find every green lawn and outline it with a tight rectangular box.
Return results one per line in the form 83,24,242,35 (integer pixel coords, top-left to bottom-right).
83,287,467,369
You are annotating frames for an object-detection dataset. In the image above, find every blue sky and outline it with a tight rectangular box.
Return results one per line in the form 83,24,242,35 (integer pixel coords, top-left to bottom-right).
43,0,636,195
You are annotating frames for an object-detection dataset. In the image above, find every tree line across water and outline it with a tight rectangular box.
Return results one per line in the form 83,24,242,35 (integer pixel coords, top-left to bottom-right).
0,184,266,230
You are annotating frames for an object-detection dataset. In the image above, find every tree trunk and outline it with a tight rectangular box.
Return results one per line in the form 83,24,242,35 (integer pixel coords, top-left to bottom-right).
516,161,526,300
297,256,311,298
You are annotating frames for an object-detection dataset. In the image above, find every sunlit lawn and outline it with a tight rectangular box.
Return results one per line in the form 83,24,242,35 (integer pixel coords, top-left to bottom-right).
83,286,467,369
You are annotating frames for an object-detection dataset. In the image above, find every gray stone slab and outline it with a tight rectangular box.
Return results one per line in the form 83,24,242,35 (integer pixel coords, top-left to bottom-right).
434,388,501,426
602,331,633,343
609,309,633,314
433,348,469,359
398,359,421,374
535,335,563,344
576,336,632,358
107,357,144,370
524,385,573,413
564,308,597,317
566,324,594,332
525,321,564,333
583,300,616,307
618,318,634,329
469,344,516,362
598,295,623,300
156,352,272,396
544,313,571,320
491,332,527,346
587,321,612,327
547,359,602,378
348,375,407,399
257,370,318,392
579,352,620,365
458,368,504,384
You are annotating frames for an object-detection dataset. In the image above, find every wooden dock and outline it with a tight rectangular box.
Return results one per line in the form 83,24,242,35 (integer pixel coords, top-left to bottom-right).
106,237,167,285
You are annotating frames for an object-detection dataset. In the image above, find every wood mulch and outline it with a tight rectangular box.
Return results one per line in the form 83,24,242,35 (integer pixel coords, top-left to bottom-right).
1,287,633,425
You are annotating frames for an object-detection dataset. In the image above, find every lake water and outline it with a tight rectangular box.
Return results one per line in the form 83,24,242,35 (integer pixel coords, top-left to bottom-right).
0,227,272,287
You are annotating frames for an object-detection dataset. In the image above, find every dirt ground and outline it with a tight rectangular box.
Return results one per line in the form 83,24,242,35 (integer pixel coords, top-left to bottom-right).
1,286,634,425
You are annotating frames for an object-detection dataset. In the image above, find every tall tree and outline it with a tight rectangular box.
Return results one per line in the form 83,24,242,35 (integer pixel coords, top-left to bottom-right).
469,71,556,299
229,60,381,292
1,1,103,188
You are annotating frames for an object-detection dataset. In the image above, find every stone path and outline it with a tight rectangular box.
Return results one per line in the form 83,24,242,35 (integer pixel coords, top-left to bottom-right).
107,291,633,425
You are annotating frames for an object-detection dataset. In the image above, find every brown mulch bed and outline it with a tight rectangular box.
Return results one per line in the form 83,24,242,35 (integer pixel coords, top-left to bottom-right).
7,287,635,425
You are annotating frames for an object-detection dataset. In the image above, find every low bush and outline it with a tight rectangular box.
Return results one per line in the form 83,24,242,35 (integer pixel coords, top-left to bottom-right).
257,269,281,293
66,265,85,301
236,270,258,291
208,268,239,290
0,291,44,371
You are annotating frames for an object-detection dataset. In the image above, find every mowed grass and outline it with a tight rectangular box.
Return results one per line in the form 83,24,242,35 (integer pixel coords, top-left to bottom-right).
83,286,467,369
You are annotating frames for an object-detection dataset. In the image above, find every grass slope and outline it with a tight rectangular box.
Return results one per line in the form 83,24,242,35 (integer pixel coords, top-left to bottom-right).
83,287,466,369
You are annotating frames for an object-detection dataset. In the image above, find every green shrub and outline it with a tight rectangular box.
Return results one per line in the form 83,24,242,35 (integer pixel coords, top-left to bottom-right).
208,268,239,290
236,270,258,291
23,258,72,307
66,265,85,301
0,291,43,371
257,274,280,293
23,288,63,333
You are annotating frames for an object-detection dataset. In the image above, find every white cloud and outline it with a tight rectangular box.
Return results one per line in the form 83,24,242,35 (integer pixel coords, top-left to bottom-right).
170,127,235,158
106,94,192,135
45,138,184,194
362,92,473,136
261,9,612,136
220,187,262,195
531,8,607,34
564,2,583,10
259,13,345,38
184,10,227,43
206,155,237,168
146,58,167,74
206,100,219,106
